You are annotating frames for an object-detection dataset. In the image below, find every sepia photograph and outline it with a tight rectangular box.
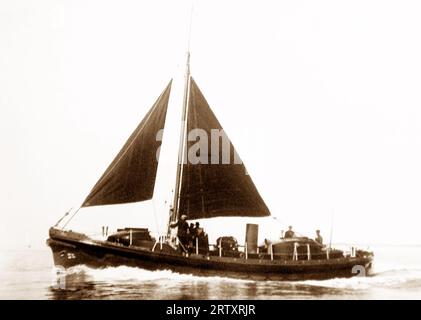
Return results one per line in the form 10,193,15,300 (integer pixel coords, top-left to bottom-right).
1,0,421,304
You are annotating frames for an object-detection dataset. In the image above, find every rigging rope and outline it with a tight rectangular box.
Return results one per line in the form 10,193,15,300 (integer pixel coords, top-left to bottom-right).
151,198,162,237
271,215,285,227
61,207,81,230
54,208,72,227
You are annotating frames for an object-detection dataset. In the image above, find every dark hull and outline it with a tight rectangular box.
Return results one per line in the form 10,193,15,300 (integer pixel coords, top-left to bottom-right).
47,229,373,281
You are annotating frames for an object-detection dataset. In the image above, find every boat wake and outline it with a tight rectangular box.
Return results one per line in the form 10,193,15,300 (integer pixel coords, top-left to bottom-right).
64,265,253,284
298,265,421,292
47,262,421,299
60,263,421,290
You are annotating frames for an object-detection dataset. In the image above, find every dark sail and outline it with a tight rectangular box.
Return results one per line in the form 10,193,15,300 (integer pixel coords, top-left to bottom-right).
177,78,270,219
82,81,172,207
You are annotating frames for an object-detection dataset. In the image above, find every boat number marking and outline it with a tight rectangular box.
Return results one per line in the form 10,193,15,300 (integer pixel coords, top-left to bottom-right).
67,253,76,260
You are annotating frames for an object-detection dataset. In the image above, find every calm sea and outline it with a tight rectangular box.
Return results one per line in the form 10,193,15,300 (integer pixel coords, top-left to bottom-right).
0,245,420,299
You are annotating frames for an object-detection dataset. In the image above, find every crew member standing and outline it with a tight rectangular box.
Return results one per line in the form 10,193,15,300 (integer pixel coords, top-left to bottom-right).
284,226,295,238
315,229,323,245
170,214,189,249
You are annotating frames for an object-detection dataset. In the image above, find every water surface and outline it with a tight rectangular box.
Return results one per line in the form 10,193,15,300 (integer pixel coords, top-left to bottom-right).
0,245,420,299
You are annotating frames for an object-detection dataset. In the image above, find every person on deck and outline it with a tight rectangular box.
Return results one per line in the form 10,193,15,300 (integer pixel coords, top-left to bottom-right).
169,214,189,249
284,226,295,239
194,222,201,238
194,222,209,254
189,223,195,240
315,230,323,245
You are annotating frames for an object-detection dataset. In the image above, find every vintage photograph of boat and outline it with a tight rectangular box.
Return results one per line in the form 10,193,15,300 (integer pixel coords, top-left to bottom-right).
1,0,421,300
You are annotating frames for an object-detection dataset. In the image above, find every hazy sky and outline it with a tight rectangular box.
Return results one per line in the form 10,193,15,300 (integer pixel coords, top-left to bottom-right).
1,0,421,249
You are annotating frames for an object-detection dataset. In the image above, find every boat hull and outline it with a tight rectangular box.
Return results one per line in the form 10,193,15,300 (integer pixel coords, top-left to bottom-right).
47,229,373,281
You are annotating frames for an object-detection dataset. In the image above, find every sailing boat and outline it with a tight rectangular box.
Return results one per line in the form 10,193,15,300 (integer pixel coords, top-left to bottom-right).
47,53,373,281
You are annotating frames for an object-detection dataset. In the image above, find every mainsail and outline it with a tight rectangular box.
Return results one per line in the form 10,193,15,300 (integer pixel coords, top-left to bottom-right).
177,78,270,219
82,81,172,207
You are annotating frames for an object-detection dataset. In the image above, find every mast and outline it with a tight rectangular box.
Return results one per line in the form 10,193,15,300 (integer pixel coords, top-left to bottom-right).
167,2,195,233
168,52,191,233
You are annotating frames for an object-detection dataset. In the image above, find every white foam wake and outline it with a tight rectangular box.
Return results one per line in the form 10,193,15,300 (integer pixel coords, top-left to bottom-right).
64,265,252,284
58,262,421,293
297,265,421,290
